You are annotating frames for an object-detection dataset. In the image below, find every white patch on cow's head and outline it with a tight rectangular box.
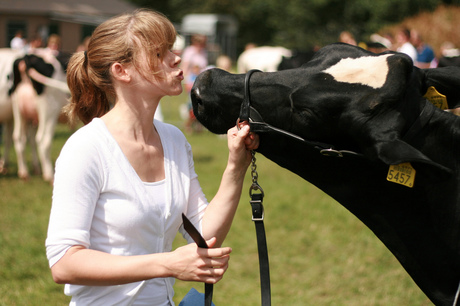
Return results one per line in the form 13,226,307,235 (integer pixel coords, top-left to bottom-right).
322,54,392,89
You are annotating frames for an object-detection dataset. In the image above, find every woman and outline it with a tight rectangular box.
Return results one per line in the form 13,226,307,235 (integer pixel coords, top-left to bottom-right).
45,9,258,305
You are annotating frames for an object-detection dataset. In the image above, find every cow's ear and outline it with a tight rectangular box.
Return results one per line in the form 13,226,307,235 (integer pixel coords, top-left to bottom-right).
373,139,452,176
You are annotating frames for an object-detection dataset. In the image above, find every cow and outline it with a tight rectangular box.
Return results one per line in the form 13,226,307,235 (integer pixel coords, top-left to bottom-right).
190,43,460,305
0,49,20,174
277,49,316,71
237,46,292,73
0,48,69,182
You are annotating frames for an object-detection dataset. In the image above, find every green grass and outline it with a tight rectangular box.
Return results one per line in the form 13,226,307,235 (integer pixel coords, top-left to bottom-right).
0,90,432,305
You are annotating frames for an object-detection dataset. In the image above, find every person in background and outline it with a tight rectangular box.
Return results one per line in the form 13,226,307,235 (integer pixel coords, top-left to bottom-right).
339,31,357,46
45,34,61,56
411,30,435,68
184,64,202,133
10,30,26,51
181,34,208,78
370,33,393,51
45,9,259,305
216,54,233,72
25,34,43,54
244,42,257,51
76,36,91,52
437,41,460,68
395,27,417,63
181,34,208,133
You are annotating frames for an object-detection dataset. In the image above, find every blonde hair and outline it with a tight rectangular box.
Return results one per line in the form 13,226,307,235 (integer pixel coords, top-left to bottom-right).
65,9,177,124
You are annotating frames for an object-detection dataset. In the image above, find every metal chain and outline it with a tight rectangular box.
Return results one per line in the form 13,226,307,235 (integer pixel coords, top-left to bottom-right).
251,151,258,184
249,151,264,197
236,120,264,197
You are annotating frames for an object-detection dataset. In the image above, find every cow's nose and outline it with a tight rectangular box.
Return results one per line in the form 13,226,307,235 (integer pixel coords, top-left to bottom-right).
190,87,201,106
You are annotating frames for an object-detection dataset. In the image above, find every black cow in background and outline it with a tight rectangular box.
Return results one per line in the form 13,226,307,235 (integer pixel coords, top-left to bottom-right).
191,43,460,305
277,49,316,70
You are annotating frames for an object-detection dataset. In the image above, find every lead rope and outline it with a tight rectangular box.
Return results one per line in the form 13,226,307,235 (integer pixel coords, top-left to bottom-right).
238,69,271,305
453,279,460,306
249,150,271,306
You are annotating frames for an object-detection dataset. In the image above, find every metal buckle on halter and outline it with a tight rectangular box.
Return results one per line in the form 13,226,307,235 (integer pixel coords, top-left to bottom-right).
250,200,264,221
320,148,344,157
250,187,264,221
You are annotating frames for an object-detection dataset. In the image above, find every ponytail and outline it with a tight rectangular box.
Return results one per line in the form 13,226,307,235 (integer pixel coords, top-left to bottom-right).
65,51,112,125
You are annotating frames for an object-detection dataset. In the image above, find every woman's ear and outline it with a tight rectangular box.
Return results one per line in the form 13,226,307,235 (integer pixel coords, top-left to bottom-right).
111,62,131,83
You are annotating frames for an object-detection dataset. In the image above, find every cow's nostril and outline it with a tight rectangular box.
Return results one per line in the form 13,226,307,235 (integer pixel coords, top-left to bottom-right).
191,88,202,105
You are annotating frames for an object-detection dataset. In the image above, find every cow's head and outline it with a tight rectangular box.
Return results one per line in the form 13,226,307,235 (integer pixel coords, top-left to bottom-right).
191,43,452,175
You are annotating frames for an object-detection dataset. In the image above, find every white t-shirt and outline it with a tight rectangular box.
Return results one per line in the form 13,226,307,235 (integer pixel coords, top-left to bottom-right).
46,118,208,305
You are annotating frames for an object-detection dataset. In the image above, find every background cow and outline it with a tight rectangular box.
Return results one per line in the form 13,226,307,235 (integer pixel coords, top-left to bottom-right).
0,49,20,174
277,49,316,71
0,49,69,182
237,46,317,73
191,43,460,305
237,46,292,73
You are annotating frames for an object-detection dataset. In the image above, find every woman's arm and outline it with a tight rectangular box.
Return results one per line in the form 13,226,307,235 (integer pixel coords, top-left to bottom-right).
51,239,231,286
48,123,257,286
201,124,259,246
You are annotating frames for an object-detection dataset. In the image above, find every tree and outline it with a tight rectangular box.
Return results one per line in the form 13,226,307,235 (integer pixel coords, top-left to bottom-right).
125,0,458,52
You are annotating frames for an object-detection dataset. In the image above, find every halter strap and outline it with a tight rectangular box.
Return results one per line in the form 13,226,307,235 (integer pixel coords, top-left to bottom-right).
239,69,260,122
238,70,362,158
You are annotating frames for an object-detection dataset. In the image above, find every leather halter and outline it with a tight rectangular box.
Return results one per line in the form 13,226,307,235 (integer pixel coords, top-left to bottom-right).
237,70,435,158
237,69,362,158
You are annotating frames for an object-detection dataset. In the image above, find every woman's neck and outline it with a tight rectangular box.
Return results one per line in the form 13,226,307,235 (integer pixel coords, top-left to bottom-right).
102,102,158,144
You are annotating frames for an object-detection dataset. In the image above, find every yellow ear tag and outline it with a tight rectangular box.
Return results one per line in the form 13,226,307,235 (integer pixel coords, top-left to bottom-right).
387,163,416,188
424,86,448,110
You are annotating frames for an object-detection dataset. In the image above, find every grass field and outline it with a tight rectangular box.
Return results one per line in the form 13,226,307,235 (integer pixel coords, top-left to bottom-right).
0,91,433,305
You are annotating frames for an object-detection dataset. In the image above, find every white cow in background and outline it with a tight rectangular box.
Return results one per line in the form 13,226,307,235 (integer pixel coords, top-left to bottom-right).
0,49,22,175
237,46,292,73
0,48,69,182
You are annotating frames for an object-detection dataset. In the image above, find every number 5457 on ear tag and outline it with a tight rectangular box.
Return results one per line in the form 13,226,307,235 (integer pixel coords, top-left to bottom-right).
387,163,416,188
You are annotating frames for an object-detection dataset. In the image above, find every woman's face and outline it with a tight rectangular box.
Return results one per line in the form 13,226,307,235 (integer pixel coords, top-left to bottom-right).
130,49,184,101
154,50,184,97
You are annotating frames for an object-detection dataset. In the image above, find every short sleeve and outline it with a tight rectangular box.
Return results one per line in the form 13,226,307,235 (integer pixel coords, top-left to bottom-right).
45,128,104,267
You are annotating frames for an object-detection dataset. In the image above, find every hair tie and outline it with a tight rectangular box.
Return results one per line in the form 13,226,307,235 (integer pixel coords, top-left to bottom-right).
84,50,88,61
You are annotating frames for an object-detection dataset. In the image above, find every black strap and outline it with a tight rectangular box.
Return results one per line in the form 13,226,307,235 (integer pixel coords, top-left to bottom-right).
249,106,363,158
204,283,213,306
250,193,271,305
239,69,260,122
181,214,213,306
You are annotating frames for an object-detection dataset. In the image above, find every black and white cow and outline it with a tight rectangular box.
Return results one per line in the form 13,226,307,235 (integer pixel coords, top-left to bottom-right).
0,49,69,182
191,43,460,305
0,49,19,174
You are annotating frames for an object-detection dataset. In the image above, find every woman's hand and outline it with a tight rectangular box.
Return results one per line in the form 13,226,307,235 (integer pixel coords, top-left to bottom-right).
169,237,231,284
227,123,260,170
